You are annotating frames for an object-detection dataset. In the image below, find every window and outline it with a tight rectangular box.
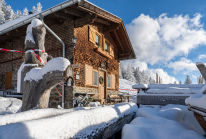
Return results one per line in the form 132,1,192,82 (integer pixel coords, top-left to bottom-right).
96,34,100,46
93,70,98,86
89,26,102,47
105,42,108,52
107,75,111,88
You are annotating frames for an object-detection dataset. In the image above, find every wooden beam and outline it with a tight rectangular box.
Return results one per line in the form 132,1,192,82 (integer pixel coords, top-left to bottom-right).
194,112,206,133
94,18,111,26
75,14,97,28
0,36,22,40
64,8,85,17
104,23,120,32
53,12,74,20
114,30,125,51
118,53,132,59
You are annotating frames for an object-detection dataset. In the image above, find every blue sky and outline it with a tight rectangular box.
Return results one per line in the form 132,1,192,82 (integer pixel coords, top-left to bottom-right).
7,0,206,84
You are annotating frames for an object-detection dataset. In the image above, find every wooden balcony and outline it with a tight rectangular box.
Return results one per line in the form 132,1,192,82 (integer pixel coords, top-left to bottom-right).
94,47,112,59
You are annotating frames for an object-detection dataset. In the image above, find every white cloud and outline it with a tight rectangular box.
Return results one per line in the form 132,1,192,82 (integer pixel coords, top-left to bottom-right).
167,58,198,74
126,13,206,65
192,75,197,79
123,60,178,84
198,54,206,60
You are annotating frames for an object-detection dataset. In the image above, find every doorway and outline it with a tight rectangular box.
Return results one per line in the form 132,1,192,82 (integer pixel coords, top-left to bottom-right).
5,72,12,89
98,70,106,99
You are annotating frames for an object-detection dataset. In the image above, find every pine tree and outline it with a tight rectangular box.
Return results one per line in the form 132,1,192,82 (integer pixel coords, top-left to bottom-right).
184,75,192,84
174,81,176,84
125,63,136,83
119,62,126,79
149,77,155,84
119,63,123,79
0,10,5,24
23,7,28,16
14,10,22,19
141,70,148,84
32,6,36,13
4,5,14,21
179,81,182,84
36,2,42,12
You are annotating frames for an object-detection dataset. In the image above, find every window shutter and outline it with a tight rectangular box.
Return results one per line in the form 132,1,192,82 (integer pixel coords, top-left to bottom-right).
111,74,115,89
85,64,93,86
89,26,96,44
110,46,114,56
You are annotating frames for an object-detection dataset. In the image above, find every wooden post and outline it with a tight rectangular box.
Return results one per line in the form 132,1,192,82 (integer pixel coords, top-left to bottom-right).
196,63,206,81
193,112,206,133
21,19,74,111
156,73,159,84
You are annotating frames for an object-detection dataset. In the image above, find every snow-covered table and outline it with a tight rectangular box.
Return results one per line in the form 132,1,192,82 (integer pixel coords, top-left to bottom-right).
133,84,204,106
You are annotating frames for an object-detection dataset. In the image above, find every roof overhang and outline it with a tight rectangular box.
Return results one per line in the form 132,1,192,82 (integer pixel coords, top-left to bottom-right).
0,0,136,60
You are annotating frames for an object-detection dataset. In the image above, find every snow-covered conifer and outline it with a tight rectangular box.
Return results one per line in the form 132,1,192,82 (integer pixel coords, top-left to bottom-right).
4,5,14,21
23,7,28,16
134,67,143,84
184,75,192,84
179,81,182,84
149,77,155,84
125,63,136,83
32,6,36,13
36,2,42,12
0,10,5,24
119,62,126,79
174,81,176,84
14,10,22,19
119,63,123,79
141,70,148,84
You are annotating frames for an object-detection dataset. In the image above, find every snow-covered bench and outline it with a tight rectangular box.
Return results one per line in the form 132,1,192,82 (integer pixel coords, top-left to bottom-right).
133,84,204,106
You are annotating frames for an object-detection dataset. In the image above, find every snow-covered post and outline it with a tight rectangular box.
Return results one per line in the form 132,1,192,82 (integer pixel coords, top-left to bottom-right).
196,62,206,81
21,19,74,111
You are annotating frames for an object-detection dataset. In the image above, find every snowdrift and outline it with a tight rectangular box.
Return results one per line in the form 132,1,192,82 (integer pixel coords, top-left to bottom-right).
122,105,205,139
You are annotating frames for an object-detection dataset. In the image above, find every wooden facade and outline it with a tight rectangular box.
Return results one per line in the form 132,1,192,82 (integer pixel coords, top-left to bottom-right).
0,0,135,107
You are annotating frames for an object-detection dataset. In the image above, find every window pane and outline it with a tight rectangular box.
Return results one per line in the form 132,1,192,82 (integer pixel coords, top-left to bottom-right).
108,76,111,88
93,71,98,86
105,42,108,52
96,34,99,46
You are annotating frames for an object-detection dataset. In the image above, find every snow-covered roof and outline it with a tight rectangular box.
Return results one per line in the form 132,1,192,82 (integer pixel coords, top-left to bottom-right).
0,0,80,35
0,0,120,35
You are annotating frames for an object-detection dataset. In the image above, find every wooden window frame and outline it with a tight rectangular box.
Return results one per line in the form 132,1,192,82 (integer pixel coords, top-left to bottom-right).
89,26,102,48
104,39,110,53
93,69,98,87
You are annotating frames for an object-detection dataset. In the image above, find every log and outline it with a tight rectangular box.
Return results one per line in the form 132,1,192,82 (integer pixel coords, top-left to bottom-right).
22,65,74,111
196,62,206,81
73,112,136,139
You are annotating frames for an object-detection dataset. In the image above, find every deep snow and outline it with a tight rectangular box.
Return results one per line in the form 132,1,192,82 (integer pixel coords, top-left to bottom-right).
122,105,205,139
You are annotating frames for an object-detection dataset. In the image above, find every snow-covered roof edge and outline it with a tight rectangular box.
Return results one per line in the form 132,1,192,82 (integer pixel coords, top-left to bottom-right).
0,0,122,36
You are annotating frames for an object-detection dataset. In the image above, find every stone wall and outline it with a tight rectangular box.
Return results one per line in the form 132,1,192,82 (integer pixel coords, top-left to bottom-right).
49,86,74,109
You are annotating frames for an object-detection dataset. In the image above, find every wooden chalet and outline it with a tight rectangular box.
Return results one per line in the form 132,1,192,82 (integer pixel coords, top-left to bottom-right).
0,0,136,108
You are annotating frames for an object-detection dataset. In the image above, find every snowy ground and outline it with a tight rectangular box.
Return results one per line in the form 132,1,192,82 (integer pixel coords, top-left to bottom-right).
122,104,205,139
0,97,22,115
119,79,137,103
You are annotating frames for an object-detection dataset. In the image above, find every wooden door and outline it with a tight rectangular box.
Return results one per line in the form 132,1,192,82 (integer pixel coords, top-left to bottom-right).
99,70,105,99
5,72,12,89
